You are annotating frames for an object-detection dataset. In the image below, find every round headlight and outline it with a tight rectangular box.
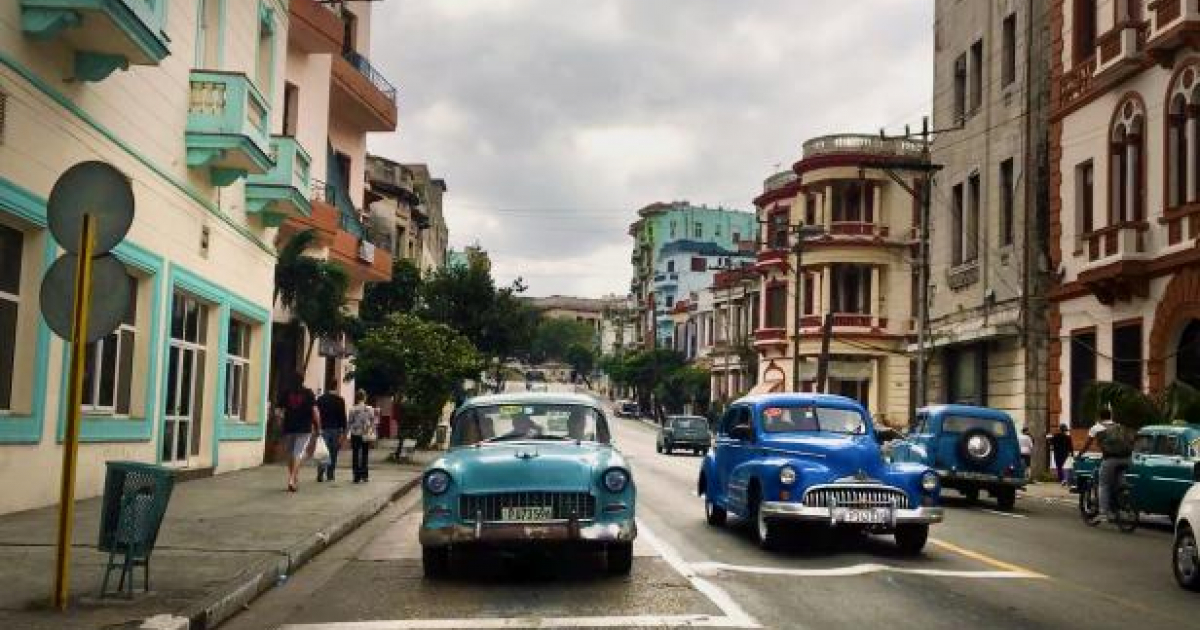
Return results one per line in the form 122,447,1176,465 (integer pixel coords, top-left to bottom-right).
603,468,629,493
779,466,797,486
424,470,451,495
921,470,939,493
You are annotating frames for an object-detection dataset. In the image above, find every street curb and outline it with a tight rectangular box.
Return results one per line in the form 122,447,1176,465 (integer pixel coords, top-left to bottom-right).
178,475,422,630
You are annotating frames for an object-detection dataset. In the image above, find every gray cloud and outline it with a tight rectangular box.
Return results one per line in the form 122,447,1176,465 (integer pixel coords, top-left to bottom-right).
367,0,932,297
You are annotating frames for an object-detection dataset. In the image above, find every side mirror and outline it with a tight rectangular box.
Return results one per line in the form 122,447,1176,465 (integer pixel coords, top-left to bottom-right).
729,424,754,442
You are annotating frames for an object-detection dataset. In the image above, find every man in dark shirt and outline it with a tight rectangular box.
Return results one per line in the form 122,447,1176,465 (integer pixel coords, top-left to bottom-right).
316,384,348,482
277,373,320,492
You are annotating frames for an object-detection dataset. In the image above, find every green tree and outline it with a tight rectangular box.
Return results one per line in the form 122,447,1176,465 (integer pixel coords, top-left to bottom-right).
351,313,483,446
565,343,596,387
361,258,422,325
655,366,711,414
274,229,350,372
531,318,596,363
1080,380,1200,428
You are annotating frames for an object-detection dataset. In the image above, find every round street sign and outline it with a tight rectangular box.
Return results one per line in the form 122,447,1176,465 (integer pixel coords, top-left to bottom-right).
47,161,134,255
39,254,132,343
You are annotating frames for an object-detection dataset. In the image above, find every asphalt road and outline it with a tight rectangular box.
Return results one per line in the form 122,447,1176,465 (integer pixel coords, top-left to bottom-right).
224,390,1197,630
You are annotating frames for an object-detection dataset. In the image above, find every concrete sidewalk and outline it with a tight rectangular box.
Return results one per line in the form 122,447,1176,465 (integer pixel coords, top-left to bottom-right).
0,446,435,630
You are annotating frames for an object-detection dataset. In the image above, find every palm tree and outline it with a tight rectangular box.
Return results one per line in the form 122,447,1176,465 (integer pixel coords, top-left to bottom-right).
1079,380,1200,428
274,229,351,373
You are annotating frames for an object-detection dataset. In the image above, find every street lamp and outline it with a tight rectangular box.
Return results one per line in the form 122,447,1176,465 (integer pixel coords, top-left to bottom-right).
791,223,827,393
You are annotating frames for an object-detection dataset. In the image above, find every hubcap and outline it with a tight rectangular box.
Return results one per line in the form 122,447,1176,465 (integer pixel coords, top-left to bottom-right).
1178,534,1198,581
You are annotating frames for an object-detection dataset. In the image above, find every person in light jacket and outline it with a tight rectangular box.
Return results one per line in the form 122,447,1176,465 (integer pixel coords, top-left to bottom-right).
347,390,377,483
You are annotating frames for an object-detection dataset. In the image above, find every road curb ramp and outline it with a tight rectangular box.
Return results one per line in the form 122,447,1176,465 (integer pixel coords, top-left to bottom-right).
177,476,421,630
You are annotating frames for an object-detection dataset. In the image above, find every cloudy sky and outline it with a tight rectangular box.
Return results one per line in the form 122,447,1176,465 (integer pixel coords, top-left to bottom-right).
368,0,933,298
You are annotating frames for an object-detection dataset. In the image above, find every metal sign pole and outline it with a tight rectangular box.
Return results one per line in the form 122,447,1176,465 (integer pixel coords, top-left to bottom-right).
53,213,95,610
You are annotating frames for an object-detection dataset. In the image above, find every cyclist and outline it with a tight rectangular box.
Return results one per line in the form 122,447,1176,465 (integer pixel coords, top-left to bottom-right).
1076,408,1134,524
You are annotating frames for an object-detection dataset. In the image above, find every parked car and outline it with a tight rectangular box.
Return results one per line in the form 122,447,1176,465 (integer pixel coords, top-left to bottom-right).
1073,423,1200,521
657,415,711,455
698,393,943,553
888,405,1026,510
419,392,636,577
1174,481,1200,591
614,400,640,418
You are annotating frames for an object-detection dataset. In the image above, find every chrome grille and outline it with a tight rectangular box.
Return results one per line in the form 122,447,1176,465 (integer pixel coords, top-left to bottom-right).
459,492,596,523
803,485,909,509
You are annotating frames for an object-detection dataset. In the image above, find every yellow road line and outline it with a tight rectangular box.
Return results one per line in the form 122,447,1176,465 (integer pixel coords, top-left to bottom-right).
929,538,1047,579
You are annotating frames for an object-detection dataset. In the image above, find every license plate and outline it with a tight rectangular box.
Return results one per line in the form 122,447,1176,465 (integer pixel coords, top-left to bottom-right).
832,507,890,524
501,506,553,521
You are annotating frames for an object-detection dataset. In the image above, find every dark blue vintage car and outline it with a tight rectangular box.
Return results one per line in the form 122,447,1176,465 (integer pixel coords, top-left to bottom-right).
888,405,1025,510
699,393,943,553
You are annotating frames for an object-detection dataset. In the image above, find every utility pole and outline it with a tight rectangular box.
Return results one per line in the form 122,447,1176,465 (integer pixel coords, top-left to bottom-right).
877,116,952,410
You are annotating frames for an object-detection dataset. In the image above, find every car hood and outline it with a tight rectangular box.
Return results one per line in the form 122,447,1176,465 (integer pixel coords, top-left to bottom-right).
433,441,624,494
761,433,887,476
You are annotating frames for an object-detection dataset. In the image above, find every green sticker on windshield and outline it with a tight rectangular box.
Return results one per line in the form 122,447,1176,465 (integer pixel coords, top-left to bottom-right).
499,405,523,416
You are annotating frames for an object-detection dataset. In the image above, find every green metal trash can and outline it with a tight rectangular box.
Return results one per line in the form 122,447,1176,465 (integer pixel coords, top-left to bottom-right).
98,461,175,597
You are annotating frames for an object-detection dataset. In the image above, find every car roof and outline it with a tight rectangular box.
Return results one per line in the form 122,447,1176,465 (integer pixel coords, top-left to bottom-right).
1138,423,1200,434
459,391,604,411
735,393,866,410
918,404,1014,422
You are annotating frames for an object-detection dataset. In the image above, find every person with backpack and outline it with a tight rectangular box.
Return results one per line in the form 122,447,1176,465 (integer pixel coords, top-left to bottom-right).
1076,408,1134,524
347,390,377,483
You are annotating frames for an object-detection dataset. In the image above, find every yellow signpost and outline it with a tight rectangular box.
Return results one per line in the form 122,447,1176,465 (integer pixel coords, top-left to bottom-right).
52,214,95,610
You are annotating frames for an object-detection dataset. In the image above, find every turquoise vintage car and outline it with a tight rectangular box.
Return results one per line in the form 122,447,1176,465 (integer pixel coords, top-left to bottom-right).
1073,423,1200,520
419,392,636,577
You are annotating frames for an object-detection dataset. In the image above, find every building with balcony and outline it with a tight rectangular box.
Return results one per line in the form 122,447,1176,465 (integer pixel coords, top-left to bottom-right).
1048,0,1200,442
752,135,928,427
925,0,1052,438
365,155,449,273
627,202,756,348
0,1,293,512
275,0,398,402
707,267,761,403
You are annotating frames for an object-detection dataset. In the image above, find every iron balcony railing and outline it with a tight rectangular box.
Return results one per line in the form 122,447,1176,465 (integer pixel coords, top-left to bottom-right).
343,50,398,103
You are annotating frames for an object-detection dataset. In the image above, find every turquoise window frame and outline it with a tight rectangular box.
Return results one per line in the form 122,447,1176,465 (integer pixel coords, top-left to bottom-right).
159,264,271,467
54,241,165,443
0,176,53,444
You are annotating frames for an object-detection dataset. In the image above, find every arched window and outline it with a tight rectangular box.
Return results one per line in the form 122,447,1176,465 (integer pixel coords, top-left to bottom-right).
1168,93,1188,208
1109,97,1145,225
1164,63,1200,211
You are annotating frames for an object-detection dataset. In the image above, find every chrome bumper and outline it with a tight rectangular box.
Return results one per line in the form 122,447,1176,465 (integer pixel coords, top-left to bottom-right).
937,470,1026,488
420,519,637,547
760,502,944,526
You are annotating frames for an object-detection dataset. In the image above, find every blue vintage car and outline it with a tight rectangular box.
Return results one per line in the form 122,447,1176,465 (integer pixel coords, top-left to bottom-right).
888,405,1026,510
419,392,636,577
699,393,943,553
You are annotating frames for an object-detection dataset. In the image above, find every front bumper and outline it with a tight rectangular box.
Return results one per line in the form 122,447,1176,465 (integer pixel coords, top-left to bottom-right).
664,439,709,448
760,502,944,527
420,519,637,547
937,469,1026,488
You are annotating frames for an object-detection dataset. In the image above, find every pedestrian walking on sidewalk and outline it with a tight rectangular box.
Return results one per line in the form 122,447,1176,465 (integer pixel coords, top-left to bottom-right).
316,385,348,483
348,390,377,483
1019,427,1034,479
1049,424,1073,483
278,373,320,493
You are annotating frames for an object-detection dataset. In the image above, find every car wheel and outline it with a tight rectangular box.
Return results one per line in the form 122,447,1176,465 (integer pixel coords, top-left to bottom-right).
701,447,710,456
666,442,674,454
962,488,980,502
607,542,633,576
894,524,929,555
1175,525,1200,591
957,428,999,468
656,443,662,454
422,546,450,578
750,492,780,550
995,487,1017,511
705,496,727,526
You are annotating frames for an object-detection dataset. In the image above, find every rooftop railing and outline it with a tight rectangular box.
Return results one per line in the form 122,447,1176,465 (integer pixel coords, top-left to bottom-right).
343,50,398,103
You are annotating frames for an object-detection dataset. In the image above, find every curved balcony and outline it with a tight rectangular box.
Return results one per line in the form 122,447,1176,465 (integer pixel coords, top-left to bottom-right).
755,249,790,272
1147,0,1200,64
1078,222,1151,305
753,327,788,349
796,134,929,177
21,0,170,81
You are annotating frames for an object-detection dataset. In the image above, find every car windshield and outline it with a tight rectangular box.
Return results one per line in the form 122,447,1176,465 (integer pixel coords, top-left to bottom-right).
942,415,1008,436
671,417,705,430
761,405,867,435
452,403,610,446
